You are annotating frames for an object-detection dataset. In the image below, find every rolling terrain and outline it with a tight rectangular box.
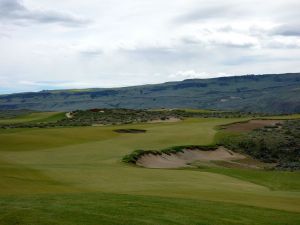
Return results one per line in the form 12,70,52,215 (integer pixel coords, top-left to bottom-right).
0,112,300,224
1,73,300,113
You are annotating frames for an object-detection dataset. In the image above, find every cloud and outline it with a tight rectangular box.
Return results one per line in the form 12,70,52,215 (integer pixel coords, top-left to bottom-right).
169,70,210,79
80,49,103,57
0,0,90,26
174,3,245,24
19,80,96,88
169,70,230,80
264,38,300,49
181,32,258,49
0,0,300,94
119,45,196,62
271,23,300,36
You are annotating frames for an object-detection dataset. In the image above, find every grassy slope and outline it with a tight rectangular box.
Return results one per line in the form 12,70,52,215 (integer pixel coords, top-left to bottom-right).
0,117,300,224
0,112,65,124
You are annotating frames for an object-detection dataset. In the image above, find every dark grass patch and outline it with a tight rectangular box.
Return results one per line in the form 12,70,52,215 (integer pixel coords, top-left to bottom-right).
114,129,147,134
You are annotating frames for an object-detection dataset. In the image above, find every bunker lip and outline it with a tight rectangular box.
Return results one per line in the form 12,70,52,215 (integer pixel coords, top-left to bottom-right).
136,146,245,169
223,119,283,132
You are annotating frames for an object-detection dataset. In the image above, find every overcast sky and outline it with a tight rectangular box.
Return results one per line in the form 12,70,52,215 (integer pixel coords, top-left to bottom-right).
0,0,299,93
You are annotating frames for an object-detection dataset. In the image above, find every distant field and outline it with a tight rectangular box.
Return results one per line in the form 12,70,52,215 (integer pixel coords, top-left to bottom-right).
265,114,300,120
0,112,65,124
0,116,300,224
152,108,216,113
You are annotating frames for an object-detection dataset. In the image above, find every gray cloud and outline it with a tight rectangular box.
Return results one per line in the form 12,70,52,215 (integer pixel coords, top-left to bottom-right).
174,0,300,25
0,0,90,26
174,3,245,24
221,54,295,66
217,25,234,32
119,46,196,62
80,49,103,57
264,40,300,49
213,41,255,48
271,23,300,36
181,36,256,49
19,80,95,88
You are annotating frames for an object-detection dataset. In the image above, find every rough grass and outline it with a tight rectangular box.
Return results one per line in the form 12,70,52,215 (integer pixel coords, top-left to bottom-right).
0,116,300,224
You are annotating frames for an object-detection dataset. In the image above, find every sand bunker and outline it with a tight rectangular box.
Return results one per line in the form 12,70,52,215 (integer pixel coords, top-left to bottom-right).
136,147,245,168
65,112,73,119
224,119,282,132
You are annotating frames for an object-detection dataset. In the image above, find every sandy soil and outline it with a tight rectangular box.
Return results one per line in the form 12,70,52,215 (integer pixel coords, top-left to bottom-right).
136,147,245,168
224,119,282,132
65,112,73,119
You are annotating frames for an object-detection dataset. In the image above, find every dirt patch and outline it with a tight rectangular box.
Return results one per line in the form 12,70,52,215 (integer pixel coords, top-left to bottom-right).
114,129,146,133
136,147,245,168
224,119,283,132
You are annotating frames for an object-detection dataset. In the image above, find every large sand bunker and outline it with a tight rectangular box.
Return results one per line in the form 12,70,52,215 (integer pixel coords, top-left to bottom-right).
224,119,282,132
136,147,245,168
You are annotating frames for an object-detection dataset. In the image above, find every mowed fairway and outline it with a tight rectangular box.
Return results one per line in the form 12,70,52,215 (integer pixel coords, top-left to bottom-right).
0,118,300,225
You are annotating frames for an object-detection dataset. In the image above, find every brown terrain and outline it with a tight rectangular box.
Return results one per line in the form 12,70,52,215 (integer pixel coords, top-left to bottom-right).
224,119,282,132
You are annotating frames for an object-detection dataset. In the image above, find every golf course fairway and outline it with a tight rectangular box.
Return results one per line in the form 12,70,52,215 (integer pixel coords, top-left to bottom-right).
0,117,300,225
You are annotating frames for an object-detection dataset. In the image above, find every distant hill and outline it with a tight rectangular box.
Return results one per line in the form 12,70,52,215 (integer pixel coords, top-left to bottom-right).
1,73,300,114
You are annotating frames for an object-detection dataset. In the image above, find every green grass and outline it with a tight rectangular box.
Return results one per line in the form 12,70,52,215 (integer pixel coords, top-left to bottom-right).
0,112,65,124
0,193,300,225
264,114,300,120
187,166,300,191
0,126,118,151
0,116,300,224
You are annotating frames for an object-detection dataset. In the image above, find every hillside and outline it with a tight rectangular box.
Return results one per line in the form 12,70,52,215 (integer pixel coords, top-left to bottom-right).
1,73,300,113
